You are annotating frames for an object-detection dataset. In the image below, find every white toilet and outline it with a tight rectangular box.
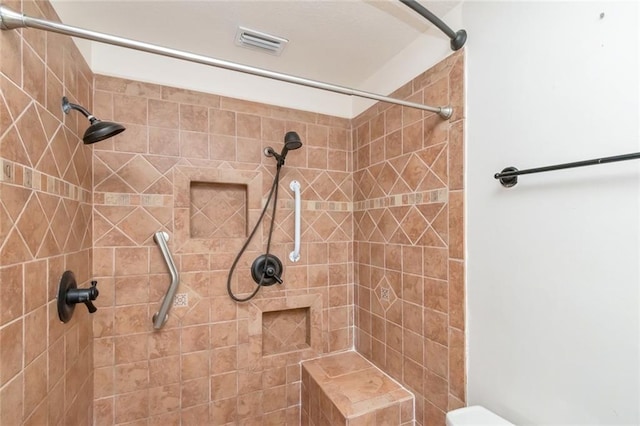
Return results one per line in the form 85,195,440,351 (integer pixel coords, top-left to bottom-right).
446,406,514,426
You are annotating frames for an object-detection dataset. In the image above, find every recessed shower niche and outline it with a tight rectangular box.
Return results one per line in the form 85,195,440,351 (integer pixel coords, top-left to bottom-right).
248,294,323,360
174,166,261,252
262,307,310,355
189,181,247,239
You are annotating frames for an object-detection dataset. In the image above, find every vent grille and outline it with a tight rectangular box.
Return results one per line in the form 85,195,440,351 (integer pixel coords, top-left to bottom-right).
235,26,288,56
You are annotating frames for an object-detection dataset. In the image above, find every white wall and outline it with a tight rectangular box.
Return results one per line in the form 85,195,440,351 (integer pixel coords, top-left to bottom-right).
352,4,462,116
464,1,639,424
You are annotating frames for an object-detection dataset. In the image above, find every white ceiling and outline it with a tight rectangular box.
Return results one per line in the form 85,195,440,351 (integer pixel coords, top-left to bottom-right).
50,0,462,88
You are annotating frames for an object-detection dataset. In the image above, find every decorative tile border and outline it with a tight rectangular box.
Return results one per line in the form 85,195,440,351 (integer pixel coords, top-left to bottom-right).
353,188,448,211
0,147,446,219
94,192,171,207
282,199,352,212
91,189,444,212
1,159,91,203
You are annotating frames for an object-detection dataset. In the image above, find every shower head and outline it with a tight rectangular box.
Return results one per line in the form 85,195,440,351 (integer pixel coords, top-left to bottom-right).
265,131,303,167
62,97,126,144
281,131,303,158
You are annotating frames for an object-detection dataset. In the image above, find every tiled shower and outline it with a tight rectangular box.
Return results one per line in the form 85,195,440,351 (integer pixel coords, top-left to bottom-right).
0,1,464,425
90,73,353,426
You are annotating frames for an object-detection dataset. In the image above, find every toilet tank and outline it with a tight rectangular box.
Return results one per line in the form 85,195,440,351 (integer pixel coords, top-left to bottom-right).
446,406,514,426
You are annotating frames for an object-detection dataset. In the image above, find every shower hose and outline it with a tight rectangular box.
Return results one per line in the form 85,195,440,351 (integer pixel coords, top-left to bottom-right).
226,164,282,302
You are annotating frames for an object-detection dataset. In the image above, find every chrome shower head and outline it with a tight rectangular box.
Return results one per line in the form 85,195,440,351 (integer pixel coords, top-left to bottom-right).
62,96,126,144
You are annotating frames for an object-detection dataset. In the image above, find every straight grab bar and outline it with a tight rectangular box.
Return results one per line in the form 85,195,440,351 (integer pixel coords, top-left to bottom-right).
152,231,180,330
289,180,301,262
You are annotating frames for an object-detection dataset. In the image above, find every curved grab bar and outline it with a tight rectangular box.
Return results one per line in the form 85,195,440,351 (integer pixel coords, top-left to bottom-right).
289,180,301,262
152,231,180,330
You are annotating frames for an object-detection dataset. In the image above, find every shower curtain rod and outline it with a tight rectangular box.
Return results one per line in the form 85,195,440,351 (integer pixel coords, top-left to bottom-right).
494,151,640,188
400,0,467,51
0,4,453,119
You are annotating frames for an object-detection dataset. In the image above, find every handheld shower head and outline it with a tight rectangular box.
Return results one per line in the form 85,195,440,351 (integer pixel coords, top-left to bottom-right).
264,131,303,167
280,131,302,159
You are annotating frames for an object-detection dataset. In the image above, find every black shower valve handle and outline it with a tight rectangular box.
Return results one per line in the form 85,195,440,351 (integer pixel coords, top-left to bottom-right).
66,280,99,313
85,280,99,313
251,254,283,287
265,266,283,284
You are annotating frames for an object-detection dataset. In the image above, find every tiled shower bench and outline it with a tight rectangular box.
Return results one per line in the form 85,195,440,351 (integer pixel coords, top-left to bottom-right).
301,351,414,425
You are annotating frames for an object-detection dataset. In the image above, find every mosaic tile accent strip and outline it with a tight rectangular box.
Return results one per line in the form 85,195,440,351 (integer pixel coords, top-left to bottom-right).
1,159,91,202
352,188,448,211
96,192,171,207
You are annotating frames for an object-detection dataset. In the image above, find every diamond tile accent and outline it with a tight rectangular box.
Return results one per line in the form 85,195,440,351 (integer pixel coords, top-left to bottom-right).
309,212,338,241
15,104,48,168
16,194,48,256
378,209,399,242
377,163,398,195
419,227,446,248
401,154,428,191
119,156,163,193
1,228,31,264
95,172,137,194
400,206,428,244
50,198,72,249
431,147,449,184
417,142,446,168
354,170,373,201
311,172,335,200
419,170,446,191
119,207,164,245
0,127,30,166
49,128,72,178
374,277,397,311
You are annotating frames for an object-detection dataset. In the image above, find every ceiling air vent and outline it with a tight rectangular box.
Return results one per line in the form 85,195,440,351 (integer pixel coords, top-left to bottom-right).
235,26,288,56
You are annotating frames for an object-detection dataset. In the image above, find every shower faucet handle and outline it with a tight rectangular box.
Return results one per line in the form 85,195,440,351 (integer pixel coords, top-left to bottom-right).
66,280,99,314
265,266,283,284
251,254,284,286
85,280,99,313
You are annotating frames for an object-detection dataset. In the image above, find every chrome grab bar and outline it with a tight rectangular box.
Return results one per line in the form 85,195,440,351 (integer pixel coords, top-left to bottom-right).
152,231,180,330
289,180,301,262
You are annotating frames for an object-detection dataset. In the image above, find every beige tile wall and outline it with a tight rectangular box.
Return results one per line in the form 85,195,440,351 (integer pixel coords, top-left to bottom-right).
353,51,466,426
90,76,353,425
2,0,465,423
0,0,95,424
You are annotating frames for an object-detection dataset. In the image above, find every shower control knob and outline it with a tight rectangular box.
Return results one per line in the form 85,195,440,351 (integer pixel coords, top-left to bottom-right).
57,272,100,323
251,254,284,286
265,267,283,284
66,280,99,313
